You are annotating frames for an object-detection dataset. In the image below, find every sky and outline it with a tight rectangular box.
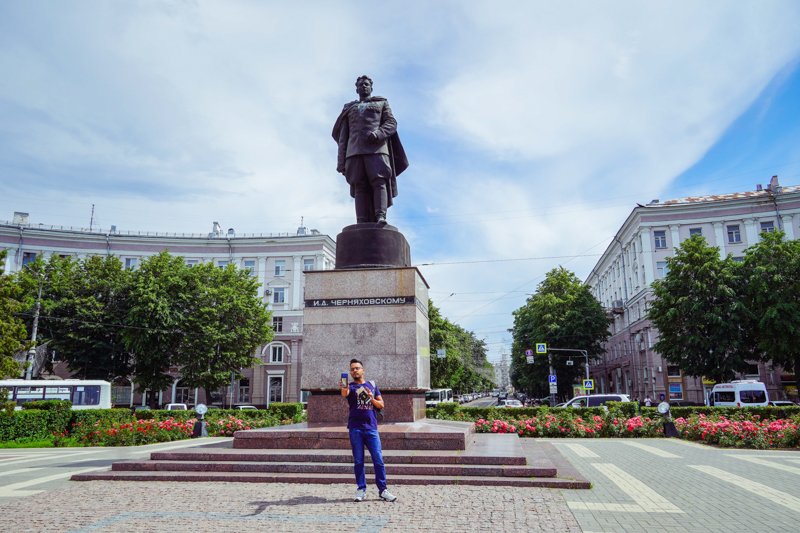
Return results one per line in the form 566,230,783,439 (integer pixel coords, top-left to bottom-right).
2,1,800,364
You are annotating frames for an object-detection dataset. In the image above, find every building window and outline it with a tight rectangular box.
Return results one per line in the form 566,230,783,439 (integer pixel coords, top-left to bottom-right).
124,257,139,270
656,261,669,279
175,381,192,404
238,379,250,403
668,382,683,400
653,230,667,249
689,227,702,237
667,365,681,377
22,252,37,266
273,316,283,333
270,345,284,363
243,259,256,276
303,258,315,271
727,225,742,243
185,259,199,267
273,287,285,304
274,260,286,276
217,260,230,268
268,375,283,403
732,256,744,263
760,221,775,233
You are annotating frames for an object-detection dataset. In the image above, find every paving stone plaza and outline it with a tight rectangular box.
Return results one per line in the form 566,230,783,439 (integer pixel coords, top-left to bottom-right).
1,437,798,532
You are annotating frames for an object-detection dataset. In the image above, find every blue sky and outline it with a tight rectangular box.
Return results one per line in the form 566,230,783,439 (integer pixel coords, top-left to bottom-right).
2,1,800,364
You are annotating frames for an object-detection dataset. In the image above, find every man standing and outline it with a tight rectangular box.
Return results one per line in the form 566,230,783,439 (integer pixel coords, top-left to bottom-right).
332,75,408,225
339,358,397,502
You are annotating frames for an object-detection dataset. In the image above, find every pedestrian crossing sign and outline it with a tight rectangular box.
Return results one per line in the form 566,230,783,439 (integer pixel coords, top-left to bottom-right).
583,379,594,391
535,343,547,354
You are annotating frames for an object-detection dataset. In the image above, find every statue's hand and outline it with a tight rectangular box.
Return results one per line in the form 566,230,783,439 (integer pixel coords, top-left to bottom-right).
337,164,345,174
367,130,380,142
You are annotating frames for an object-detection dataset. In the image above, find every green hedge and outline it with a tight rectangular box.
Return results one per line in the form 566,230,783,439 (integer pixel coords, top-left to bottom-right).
265,402,304,421
0,410,52,441
22,400,72,435
70,409,136,440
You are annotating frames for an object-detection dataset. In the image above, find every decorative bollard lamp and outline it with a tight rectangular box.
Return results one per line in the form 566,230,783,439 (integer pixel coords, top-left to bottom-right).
658,401,679,437
192,403,208,438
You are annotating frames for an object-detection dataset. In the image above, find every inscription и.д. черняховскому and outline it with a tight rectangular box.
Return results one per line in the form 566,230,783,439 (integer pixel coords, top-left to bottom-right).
304,296,417,308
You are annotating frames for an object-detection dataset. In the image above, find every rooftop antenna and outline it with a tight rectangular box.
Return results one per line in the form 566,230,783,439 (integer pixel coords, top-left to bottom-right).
89,204,95,231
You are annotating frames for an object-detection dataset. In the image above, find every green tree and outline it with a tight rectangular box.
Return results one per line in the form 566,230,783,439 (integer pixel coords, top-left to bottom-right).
174,262,272,402
0,250,27,378
510,267,609,400
124,252,190,405
741,231,800,393
649,235,753,382
429,301,495,393
16,255,132,380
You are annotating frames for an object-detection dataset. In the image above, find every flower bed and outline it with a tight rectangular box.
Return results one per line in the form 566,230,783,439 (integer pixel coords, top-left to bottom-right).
674,414,800,449
74,415,257,446
475,413,664,439
471,412,800,449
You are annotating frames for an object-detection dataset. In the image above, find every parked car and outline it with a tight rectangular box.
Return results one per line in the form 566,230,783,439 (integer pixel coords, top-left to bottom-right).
164,403,188,410
234,405,258,410
769,400,798,407
560,394,631,408
498,399,524,408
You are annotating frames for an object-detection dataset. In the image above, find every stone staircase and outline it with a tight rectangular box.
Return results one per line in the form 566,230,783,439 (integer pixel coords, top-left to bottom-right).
71,421,589,488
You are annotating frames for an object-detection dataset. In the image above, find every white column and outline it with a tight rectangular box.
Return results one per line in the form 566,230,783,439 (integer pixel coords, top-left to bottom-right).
744,218,758,245
781,215,795,240
639,228,655,286
257,257,268,298
669,225,681,249
713,222,726,258
292,256,303,310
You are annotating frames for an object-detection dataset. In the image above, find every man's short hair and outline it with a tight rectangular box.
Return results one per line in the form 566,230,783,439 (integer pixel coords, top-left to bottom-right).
355,75,372,87
350,358,363,367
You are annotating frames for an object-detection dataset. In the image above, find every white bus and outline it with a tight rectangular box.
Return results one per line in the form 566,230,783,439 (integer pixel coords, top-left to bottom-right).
425,388,454,408
0,380,112,410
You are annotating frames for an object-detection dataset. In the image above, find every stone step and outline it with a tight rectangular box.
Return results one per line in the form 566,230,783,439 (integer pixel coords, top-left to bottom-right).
232,420,474,451
71,469,589,489
149,450,526,466
110,459,556,478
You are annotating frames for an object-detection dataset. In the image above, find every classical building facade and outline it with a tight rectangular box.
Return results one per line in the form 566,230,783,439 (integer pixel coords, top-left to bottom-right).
585,177,800,403
1,212,336,407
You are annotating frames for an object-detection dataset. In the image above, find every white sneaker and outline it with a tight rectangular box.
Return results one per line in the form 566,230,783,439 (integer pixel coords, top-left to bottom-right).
354,488,366,502
379,489,397,502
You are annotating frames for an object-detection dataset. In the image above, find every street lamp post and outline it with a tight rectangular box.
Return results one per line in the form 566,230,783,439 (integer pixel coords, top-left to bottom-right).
24,277,44,380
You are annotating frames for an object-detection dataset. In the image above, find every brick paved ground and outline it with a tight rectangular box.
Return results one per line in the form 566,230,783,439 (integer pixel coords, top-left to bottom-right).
2,437,798,532
0,481,581,532
550,438,800,533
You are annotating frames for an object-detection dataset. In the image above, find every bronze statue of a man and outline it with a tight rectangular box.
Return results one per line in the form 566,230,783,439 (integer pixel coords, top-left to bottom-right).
332,75,408,225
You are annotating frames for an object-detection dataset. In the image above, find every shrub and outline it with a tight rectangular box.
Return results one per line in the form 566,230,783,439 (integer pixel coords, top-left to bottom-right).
265,402,304,422
70,409,135,441
0,410,51,441
674,413,800,449
78,417,195,446
606,401,638,418
22,400,72,435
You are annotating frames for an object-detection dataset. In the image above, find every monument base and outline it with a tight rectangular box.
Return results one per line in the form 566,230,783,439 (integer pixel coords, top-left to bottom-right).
335,223,411,269
307,390,426,424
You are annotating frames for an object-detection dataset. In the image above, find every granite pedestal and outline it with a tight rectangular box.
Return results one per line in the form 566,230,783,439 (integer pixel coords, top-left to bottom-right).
302,266,430,424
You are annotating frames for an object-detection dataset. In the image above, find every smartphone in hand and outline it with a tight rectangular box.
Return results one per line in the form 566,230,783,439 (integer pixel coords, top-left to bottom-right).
340,372,348,388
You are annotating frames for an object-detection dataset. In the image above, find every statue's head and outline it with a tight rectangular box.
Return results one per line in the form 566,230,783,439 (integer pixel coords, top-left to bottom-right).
355,75,373,98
